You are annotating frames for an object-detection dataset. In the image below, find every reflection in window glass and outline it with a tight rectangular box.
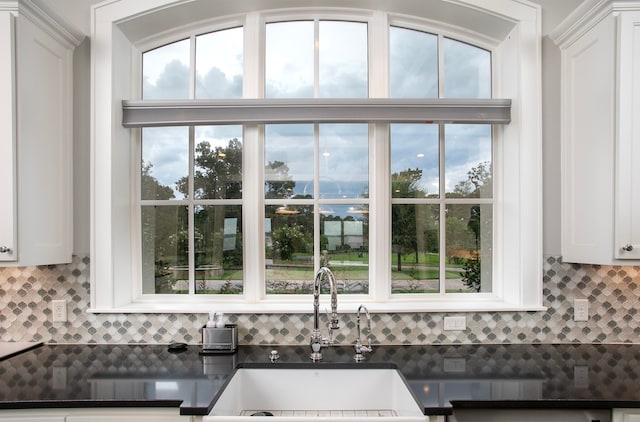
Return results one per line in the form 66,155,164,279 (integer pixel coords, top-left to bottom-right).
142,127,189,200
389,27,438,98
141,205,189,294
444,125,492,198
265,205,314,293
319,124,369,199
319,21,368,98
265,21,314,98
194,205,243,294
195,27,243,99
445,204,492,293
264,123,370,294
264,124,314,199
142,39,190,99
391,204,439,293
320,205,369,294
390,124,439,198
443,38,491,99
194,126,243,200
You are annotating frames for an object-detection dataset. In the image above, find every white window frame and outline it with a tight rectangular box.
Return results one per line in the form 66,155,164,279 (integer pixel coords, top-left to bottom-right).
90,0,544,314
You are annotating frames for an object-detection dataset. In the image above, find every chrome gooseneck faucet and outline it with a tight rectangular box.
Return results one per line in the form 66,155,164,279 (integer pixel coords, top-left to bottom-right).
354,304,372,362
310,267,339,361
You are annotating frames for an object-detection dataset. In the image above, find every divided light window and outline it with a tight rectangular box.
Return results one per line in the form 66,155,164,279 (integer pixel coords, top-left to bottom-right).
137,20,494,298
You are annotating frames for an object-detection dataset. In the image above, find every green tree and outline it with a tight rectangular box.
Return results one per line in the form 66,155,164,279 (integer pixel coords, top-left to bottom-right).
391,168,427,271
141,162,175,200
176,138,243,270
449,161,492,198
177,138,242,199
272,225,306,261
449,162,492,292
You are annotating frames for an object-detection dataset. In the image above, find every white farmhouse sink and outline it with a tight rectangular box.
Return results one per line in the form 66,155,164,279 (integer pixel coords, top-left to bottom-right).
204,368,429,421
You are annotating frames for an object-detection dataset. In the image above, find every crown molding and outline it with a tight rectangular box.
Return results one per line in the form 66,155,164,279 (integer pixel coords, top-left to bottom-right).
19,0,83,48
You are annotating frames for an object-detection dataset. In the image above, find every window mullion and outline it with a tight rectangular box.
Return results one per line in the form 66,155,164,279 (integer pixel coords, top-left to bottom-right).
370,123,390,302
314,123,320,271
437,33,444,98
244,12,261,98
369,11,389,98
189,35,196,99
188,126,196,295
438,123,446,295
314,19,319,98
243,124,263,302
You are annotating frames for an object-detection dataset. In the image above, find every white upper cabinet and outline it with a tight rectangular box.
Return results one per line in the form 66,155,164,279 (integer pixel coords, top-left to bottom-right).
551,0,640,265
0,2,76,266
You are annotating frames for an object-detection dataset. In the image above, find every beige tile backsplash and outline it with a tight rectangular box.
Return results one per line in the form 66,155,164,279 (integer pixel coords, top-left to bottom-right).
1,256,639,344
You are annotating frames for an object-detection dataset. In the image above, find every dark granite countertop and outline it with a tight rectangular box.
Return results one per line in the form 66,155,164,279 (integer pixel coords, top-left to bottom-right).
1,343,640,416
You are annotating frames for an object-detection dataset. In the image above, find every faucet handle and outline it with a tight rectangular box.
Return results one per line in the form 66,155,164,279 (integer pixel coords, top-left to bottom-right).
325,308,340,330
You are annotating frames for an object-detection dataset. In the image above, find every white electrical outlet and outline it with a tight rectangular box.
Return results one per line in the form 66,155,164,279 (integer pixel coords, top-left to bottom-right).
52,299,67,322
443,316,466,331
574,298,589,321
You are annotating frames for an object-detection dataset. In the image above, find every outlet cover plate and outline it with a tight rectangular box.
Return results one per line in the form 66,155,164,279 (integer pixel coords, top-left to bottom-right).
574,299,588,321
52,299,67,322
444,316,466,331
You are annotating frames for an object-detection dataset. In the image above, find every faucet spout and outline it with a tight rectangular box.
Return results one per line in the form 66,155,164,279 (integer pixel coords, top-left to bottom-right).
310,267,339,361
354,304,372,362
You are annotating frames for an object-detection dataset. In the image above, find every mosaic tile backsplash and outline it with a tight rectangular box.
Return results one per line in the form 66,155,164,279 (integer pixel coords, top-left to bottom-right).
1,255,639,345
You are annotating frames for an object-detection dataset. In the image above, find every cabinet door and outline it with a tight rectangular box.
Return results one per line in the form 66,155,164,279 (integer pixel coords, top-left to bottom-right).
15,14,73,265
561,14,616,264
615,11,640,260
0,9,17,262
0,409,65,422
613,408,640,421
452,409,610,422
66,410,190,422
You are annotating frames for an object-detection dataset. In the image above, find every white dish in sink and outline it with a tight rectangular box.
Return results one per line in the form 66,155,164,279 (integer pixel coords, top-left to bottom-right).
204,367,429,421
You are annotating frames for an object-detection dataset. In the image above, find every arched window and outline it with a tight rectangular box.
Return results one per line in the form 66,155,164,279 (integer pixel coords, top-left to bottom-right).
92,1,543,313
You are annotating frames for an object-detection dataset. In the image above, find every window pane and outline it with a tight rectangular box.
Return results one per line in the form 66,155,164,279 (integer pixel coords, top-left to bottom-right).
391,124,439,199
391,204,439,294
443,38,491,99
194,126,243,199
319,21,368,98
142,127,189,200
142,39,190,99
195,27,243,99
445,125,492,198
141,205,189,294
319,124,369,199
265,205,314,294
390,27,438,98
265,124,314,199
445,204,492,293
265,21,314,98
321,204,369,294
194,205,243,294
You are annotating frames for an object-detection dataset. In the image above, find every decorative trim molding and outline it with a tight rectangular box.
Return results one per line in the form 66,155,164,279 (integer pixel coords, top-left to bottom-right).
550,0,640,47
19,0,83,48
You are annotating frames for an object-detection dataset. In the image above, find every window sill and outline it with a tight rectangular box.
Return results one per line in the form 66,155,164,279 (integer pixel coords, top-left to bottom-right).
88,297,547,314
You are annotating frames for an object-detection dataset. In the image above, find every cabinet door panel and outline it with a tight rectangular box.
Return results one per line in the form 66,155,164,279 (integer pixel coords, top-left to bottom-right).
0,10,17,262
15,15,73,265
561,15,615,264
615,11,640,260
